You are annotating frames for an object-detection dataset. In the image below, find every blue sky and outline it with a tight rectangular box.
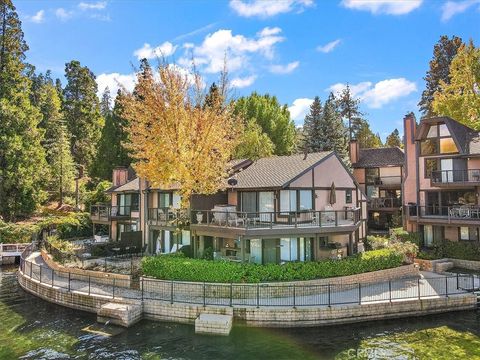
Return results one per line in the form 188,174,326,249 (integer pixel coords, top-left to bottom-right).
15,0,480,140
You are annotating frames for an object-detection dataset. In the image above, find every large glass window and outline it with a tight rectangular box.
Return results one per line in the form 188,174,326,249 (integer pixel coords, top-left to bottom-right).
420,139,437,155
158,192,171,208
365,168,379,184
427,125,438,138
424,225,433,247
241,192,257,213
439,138,458,154
280,238,298,262
425,159,439,178
280,190,297,212
250,239,262,264
439,124,450,137
259,192,274,212
299,190,313,210
345,189,352,204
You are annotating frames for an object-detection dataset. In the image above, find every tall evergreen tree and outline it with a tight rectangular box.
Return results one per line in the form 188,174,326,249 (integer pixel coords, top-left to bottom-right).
234,92,296,155
336,85,364,140
356,120,383,148
385,128,402,148
63,60,104,173
100,86,112,118
303,96,323,152
0,0,48,220
419,35,464,116
91,90,131,180
318,93,349,162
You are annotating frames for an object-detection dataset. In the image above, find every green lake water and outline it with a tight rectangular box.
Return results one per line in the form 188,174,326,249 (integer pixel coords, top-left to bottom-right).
2,265,480,359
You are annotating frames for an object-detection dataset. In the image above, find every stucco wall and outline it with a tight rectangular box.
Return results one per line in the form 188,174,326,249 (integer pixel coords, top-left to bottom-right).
289,169,313,187
379,166,401,177
313,156,355,188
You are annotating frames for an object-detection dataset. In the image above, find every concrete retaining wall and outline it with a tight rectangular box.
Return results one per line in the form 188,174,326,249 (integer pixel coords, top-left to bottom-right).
41,249,131,288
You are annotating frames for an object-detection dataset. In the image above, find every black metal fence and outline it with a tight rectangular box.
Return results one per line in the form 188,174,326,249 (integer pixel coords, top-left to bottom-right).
20,244,478,308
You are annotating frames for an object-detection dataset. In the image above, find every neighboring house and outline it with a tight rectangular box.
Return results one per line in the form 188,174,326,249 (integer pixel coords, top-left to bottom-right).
349,140,404,234
91,152,368,263
190,152,367,264
403,114,480,245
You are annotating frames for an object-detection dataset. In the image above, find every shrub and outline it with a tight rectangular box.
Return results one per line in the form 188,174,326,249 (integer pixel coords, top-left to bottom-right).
365,232,418,263
390,227,421,246
365,235,389,250
435,241,480,261
141,249,403,283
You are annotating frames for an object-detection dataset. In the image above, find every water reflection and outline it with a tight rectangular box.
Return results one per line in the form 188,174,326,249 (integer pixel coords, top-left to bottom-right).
2,266,480,359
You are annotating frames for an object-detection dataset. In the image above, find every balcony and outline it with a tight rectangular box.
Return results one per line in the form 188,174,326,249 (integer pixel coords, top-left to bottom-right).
110,205,139,219
406,204,480,224
368,176,402,188
147,207,186,226
431,169,480,187
191,208,361,237
90,204,111,223
368,197,402,210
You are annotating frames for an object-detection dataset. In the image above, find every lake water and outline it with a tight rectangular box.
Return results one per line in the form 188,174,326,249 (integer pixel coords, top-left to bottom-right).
2,265,480,359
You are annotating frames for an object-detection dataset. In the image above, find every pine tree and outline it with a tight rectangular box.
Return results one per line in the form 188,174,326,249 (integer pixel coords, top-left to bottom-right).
63,60,104,173
385,128,402,148
91,90,131,180
319,93,349,162
100,86,112,118
419,35,464,116
356,120,383,148
336,84,364,140
0,0,48,220
432,40,480,129
303,96,323,152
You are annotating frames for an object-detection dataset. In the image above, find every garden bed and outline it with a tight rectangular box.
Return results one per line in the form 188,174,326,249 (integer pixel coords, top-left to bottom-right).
141,249,403,283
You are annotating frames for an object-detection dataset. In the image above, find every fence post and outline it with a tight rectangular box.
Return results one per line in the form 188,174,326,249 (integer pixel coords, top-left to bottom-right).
389,280,392,303
104,257,107,272
293,284,296,309
68,272,71,292
418,278,421,300
203,282,206,307
113,278,115,299
457,273,459,290
256,284,260,308
335,211,338,226
445,276,449,297
88,276,91,296
51,269,54,287
30,261,32,278
328,284,331,307
472,274,475,291
230,283,233,307
141,278,144,301
39,265,42,283
171,280,174,304
358,283,361,305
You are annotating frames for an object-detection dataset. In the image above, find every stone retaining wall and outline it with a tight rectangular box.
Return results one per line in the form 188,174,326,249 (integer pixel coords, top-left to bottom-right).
415,258,480,273
141,264,418,299
41,249,131,288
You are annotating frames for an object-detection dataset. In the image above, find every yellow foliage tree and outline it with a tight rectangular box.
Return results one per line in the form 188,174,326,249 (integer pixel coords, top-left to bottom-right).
432,40,480,129
120,60,240,207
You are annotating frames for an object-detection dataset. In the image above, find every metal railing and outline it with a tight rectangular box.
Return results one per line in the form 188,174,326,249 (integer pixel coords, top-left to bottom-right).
191,208,361,229
110,205,139,218
431,169,480,185
368,197,402,209
20,243,476,307
366,176,402,187
406,205,480,221
147,207,184,225
90,204,111,221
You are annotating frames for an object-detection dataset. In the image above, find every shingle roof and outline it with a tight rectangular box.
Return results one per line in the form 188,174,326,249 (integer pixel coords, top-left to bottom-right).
229,152,333,189
353,147,404,168
109,177,140,193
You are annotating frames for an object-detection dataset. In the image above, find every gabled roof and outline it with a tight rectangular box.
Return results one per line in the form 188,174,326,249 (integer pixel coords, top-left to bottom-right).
229,152,333,189
108,177,140,193
415,116,478,154
353,147,404,168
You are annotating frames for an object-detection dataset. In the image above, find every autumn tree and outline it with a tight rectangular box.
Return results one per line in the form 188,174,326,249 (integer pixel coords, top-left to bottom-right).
121,60,239,206
419,35,464,116
63,60,104,173
385,128,402,148
234,93,296,155
432,40,480,129
0,0,48,220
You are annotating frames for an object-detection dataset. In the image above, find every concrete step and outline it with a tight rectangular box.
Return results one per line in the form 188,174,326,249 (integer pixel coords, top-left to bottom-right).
195,313,233,336
97,302,142,328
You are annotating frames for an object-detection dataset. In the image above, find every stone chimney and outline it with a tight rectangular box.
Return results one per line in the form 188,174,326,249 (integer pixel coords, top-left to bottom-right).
349,139,359,165
112,167,129,187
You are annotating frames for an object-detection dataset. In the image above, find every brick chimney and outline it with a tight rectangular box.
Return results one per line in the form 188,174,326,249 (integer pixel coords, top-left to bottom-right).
112,167,129,187
349,139,359,165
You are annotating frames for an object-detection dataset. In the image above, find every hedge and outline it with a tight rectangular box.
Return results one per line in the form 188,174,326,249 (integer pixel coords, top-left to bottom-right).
0,212,92,243
141,249,403,283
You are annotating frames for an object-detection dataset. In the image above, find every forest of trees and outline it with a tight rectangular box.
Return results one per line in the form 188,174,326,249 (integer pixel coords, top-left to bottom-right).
0,0,478,221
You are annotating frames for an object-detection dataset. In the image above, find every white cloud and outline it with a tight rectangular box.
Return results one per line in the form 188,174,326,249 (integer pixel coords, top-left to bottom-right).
229,0,314,18
328,78,417,108
96,72,136,97
231,75,257,88
317,39,341,53
341,0,422,15
288,98,314,123
441,0,480,21
133,42,177,60
55,8,73,21
269,61,299,74
26,10,45,23
79,1,107,10
186,27,285,73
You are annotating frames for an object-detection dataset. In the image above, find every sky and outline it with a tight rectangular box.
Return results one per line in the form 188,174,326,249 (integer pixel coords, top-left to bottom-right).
15,0,480,140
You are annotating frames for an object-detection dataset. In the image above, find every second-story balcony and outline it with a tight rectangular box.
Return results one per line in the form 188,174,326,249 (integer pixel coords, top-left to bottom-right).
368,197,402,210
110,205,139,219
406,204,480,224
90,204,111,223
368,176,402,188
191,208,361,236
147,207,186,226
431,169,480,186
